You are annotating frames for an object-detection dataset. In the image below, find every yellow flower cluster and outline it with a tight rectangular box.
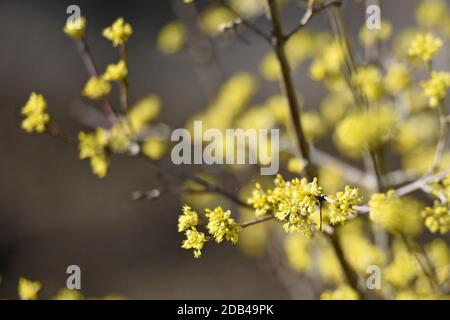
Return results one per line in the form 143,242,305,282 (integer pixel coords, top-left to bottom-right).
182,228,207,259
82,77,111,100
321,285,360,300
18,277,42,300
206,207,241,244
422,202,450,234
178,206,241,258
103,60,128,82
421,71,450,108
248,175,322,237
21,92,50,133
408,33,442,62
103,18,133,46
334,106,396,158
78,128,109,178
309,41,344,81
63,16,87,39
430,174,450,201
369,191,423,236
354,65,385,102
327,186,362,225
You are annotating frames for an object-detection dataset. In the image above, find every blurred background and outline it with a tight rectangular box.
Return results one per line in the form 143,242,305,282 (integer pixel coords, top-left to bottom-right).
0,0,427,299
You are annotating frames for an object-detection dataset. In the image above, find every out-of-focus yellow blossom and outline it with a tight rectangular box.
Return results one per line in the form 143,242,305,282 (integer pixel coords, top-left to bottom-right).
199,6,236,35
301,112,327,142
318,166,345,195
318,245,344,284
403,147,450,175
384,244,418,289
287,157,304,174
328,186,362,225
230,0,266,17
309,41,344,81
206,207,241,244
266,95,289,124
103,60,128,82
157,21,186,55
369,191,423,236
82,77,111,100
408,33,443,62
416,0,449,28
54,289,84,300
359,20,392,47
334,106,396,158
18,277,42,300
248,175,322,237
320,91,352,125
103,18,133,46
354,65,385,101
188,72,256,134
426,239,450,283
284,234,312,273
384,63,411,94
236,106,275,130
321,285,360,300
260,53,280,81
286,30,315,65
128,94,161,132
178,205,199,232
394,113,438,154
78,128,109,178
21,92,50,133
422,202,450,234
142,136,168,160
421,71,450,108
107,120,132,153
340,220,386,274
63,16,87,39
182,227,207,258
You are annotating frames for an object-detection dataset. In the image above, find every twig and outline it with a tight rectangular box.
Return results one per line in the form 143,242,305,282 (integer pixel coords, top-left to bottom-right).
285,0,343,40
218,0,272,43
74,38,117,122
119,45,130,112
429,104,449,174
241,215,274,228
266,0,316,179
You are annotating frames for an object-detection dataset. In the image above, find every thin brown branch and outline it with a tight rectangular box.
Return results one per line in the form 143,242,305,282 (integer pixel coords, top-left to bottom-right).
429,104,449,174
218,0,272,43
285,0,342,40
241,215,274,228
266,0,316,179
119,45,130,112
74,38,117,122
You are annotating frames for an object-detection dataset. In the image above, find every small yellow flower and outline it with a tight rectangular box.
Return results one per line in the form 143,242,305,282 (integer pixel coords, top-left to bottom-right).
82,77,111,100
63,16,87,39
103,60,128,82
127,95,161,132
182,227,207,258
178,206,199,232
90,154,109,178
78,128,110,178
157,21,186,55
205,207,241,244
422,202,450,234
18,277,42,300
21,92,50,133
384,63,411,94
142,136,168,160
103,18,133,46
421,71,450,108
328,186,363,225
321,285,360,300
408,33,442,62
